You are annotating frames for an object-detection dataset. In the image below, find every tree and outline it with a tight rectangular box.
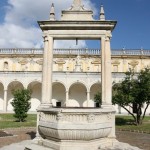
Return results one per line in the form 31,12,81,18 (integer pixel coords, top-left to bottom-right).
94,92,102,107
11,89,31,122
112,68,150,125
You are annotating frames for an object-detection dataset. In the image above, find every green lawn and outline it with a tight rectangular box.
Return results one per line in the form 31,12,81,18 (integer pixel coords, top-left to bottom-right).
0,114,36,129
116,115,150,133
0,114,150,133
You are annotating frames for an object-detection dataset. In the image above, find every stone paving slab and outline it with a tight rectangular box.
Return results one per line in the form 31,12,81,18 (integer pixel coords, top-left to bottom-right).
0,140,143,150
0,140,30,150
0,140,51,150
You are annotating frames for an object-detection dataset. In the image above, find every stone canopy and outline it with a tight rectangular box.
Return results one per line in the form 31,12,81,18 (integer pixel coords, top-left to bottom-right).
28,1,119,150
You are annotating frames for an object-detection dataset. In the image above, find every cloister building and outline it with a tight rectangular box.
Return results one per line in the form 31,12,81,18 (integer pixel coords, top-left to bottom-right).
0,48,150,114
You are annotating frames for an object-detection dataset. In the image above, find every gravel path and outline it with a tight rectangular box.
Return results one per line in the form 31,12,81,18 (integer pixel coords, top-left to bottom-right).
0,128,36,148
116,131,150,150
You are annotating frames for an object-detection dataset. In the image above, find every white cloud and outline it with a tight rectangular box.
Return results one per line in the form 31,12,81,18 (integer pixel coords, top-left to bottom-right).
0,23,42,48
0,0,98,48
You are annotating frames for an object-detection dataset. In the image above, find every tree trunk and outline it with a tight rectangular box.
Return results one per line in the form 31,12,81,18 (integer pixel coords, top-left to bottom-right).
142,103,149,121
121,105,137,124
136,106,142,125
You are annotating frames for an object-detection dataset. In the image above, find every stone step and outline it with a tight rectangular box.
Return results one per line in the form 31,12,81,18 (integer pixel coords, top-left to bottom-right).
25,144,52,150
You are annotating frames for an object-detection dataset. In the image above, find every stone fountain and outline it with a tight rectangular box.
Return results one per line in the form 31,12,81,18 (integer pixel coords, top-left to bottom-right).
24,1,142,150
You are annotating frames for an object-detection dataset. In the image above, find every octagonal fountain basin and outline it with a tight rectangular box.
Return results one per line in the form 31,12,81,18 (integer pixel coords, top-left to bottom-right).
38,107,115,141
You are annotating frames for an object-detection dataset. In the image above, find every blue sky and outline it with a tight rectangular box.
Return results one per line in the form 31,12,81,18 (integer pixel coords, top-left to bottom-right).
0,0,149,49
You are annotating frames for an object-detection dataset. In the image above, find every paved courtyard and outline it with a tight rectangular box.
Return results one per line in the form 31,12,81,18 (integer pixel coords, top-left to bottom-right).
0,128,149,150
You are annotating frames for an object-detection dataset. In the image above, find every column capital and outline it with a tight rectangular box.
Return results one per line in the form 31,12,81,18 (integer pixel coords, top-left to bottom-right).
105,31,112,41
105,36,111,41
43,35,49,42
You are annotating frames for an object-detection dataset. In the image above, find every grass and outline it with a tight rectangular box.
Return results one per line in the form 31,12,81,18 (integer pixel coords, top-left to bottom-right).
0,114,36,129
0,114,150,133
116,115,150,133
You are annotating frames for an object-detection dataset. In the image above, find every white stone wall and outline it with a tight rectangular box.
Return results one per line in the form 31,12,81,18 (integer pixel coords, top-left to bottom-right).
0,53,150,73
0,50,150,114
0,72,149,115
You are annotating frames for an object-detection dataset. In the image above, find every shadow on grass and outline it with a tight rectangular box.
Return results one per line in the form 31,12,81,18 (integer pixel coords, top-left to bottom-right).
116,117,135,126
14,120,27,122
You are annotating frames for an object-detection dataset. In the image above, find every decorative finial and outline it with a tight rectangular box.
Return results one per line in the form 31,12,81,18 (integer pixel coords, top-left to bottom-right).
50,3,55,21
100,5,105,21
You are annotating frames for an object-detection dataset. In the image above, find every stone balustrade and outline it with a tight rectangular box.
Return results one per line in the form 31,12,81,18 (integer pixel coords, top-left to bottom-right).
0,48,150,56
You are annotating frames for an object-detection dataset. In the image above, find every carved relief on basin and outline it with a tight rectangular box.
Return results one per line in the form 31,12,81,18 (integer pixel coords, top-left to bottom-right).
38,108,114,141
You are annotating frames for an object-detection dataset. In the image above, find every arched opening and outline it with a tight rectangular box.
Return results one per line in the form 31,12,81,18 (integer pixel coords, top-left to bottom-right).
90,83,101,107
7,81,24,111
52,82,66,107
28,81,42,111
0,83,4,111
69,83,87,107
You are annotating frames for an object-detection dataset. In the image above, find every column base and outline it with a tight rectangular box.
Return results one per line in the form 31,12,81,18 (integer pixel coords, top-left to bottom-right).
38,103,52,109
101,104,115,110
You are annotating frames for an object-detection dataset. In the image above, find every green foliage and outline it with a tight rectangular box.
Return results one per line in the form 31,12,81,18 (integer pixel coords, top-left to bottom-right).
94,92,102,106
11,89,31,122
113,68,150,125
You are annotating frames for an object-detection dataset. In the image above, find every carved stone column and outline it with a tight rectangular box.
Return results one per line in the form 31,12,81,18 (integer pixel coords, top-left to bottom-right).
41,36,53,108
87,91,90,107
3,89,7,112
66,90,69,106
101,35,112,106
33,112,42,143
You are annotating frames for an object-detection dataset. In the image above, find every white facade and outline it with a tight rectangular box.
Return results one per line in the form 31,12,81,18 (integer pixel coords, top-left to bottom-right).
0,48,150,114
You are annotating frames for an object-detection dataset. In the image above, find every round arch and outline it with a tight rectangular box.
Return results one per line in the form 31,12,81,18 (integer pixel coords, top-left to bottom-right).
6,79,25,89
0,82,4,111
69,81,88,92
90,83,101,107
52,82,66,107
53,80,67,90
28,81,42,112
7,81,24,111
69,82,87,107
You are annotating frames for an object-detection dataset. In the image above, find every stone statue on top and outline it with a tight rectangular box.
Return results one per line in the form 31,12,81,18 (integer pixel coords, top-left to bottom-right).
70,0,85,11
